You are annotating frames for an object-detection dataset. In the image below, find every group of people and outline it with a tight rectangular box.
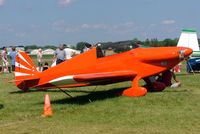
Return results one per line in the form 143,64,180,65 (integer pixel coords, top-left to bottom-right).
52,43,104,67
82,43,104,58
29,43,90,72
52,44,77,66
0,43,103,73
1,46,17,73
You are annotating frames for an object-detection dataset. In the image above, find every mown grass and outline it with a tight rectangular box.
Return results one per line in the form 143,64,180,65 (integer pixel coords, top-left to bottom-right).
0,63,200,133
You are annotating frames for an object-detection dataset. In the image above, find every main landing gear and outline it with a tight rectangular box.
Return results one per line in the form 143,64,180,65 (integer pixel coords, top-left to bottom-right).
122,76,147,97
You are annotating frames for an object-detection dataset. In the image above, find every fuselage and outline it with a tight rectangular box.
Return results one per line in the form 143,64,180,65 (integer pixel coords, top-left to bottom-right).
33,46,192,89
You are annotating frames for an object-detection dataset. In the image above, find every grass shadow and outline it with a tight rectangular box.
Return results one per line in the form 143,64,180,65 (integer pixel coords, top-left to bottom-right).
163,89,188,92
9,89,65,94
50,87,125,105
0,104,4,110
9,88,100,94
176,73,199,76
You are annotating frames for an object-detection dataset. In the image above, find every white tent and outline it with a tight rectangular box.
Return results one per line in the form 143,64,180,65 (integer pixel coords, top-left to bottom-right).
43,49,55,55
177,29,199,51
30,49,39,55
30,49,55,55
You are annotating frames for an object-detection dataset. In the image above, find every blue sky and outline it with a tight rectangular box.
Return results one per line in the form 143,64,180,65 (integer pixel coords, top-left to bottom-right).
0,0,199,46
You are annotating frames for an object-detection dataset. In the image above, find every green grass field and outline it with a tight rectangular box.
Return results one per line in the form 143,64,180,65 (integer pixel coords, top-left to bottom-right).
0,64,200,133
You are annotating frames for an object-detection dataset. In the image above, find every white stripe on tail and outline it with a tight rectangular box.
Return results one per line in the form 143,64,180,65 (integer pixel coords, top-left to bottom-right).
15,51,39,90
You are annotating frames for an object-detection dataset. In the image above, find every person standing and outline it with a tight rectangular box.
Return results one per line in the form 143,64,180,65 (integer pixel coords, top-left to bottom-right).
1,47,10,73
37,48,43,72
83,43,92,53
9,46,17,72
95,43,104,58
104,47,116,56
53,44,66,65
63,44,76,60
42,62,49,71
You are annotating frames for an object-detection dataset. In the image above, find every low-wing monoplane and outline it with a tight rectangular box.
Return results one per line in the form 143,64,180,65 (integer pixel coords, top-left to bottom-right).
14,46,192,97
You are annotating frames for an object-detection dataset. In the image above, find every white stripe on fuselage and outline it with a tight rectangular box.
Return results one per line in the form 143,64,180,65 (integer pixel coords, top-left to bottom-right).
49,75,78,86
15,72,32,77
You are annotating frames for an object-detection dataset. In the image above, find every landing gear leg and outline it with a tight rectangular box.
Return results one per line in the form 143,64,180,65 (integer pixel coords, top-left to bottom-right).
122,76,147,97
58,88,73,98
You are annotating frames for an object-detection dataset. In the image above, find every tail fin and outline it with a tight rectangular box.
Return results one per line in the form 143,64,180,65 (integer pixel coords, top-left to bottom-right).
15,51,40,90
177,29,199,51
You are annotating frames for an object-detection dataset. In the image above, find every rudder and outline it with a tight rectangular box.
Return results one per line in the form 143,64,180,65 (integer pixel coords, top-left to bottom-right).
15,51,39,90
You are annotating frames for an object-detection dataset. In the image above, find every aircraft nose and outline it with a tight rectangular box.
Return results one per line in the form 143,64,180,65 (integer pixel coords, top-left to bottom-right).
184,48,193,57
179,47,193,59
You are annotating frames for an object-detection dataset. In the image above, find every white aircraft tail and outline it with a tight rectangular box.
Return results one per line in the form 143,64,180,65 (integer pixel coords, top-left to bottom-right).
177,29,199,51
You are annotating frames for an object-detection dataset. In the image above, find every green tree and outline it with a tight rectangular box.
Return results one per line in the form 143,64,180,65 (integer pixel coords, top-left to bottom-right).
43,45,57,50
144,39,150,46
150,38,159,47
162,39,177,46
76,42,87,51
24,45,38,50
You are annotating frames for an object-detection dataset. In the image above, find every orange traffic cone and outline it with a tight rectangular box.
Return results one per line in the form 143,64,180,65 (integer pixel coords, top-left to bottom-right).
42,94,53,117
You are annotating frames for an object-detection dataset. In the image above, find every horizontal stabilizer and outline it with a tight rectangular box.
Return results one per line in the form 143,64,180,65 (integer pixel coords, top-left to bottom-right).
9,77,39,83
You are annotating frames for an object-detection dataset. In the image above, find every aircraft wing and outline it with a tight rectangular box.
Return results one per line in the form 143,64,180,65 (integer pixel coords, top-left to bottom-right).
74,70,137,82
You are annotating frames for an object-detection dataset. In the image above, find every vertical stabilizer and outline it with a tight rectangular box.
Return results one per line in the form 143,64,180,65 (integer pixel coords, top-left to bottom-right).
177,29,199,51
15,51,39,90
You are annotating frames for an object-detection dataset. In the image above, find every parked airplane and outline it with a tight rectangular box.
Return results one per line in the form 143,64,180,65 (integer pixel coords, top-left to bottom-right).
14,46,192,97
177,29,200,72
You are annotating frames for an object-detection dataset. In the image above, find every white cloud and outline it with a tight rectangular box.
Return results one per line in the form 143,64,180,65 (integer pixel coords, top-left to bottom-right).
15,32,26,38
58,0,74,6
52,20,65,27
0,25,14,33
162,20,175,25
51,21,138,36
81,24,107,29
124,22,135,27
112,22,135,30
0,0,5,6
52,20,77,33
52,20,108,33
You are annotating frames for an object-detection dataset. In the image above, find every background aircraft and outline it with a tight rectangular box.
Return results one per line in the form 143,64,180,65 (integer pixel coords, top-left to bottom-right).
14,46,192,97
177,29,200,72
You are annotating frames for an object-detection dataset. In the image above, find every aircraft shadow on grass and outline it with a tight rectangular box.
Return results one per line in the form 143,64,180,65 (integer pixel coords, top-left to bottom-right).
9,86,127,105
48,87,125,105
10,86,188,105
9,86,123,94
9,89,64,94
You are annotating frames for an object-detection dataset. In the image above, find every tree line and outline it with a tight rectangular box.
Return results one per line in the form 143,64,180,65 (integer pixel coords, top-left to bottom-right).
75,38,180,53
24,38,200,53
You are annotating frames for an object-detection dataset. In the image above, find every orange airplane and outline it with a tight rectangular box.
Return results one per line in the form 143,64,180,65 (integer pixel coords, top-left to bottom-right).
14,46,192,97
